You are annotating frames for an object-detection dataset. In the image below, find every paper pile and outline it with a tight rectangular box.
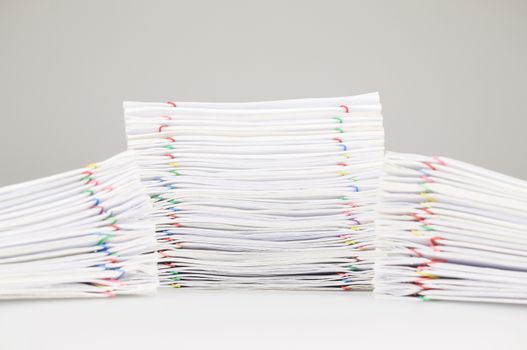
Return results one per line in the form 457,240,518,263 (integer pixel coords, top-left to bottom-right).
374,152,527,304
125,93,384,290
0,152,158,299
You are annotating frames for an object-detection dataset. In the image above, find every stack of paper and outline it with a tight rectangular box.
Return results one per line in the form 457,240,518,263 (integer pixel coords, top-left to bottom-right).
374,152,527,304
124,93,384,290
0,151,158,299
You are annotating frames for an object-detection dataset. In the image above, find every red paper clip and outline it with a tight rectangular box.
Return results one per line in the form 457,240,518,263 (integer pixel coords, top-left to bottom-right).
433,156,446,166
409,247,423,257
419,207,434,215
159,250,171,258
423,161,436,171
429,237,442,251
411,213,427,222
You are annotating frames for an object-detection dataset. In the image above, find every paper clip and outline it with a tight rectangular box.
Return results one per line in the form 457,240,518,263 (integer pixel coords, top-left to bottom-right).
408,247,423,257
433,156,446,166
410,229,423,237
423,161,436,171
416,270,438,279
420,192,436,202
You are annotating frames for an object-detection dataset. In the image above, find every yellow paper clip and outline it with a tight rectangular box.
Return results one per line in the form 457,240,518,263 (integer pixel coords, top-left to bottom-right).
95,284,113,292
171,283,181,288
344,240,357,245
86,163,99,169
350,226,362,231
420,192,436,202
337,170,350,176
411,229,423,237
169,162,179,167
417,270,438,279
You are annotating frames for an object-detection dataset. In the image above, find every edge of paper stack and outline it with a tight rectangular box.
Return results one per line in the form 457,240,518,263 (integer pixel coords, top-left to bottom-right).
124,93,384,290
374,152,527,304
0,151,158,299
4,92,527,305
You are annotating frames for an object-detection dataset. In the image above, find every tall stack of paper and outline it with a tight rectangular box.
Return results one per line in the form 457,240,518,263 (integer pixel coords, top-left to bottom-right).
0,151,158,299
125,93,384,290
374,152,527,304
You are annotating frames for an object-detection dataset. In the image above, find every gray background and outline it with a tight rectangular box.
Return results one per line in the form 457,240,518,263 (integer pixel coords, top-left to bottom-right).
1,3,527,350
1,0,526,186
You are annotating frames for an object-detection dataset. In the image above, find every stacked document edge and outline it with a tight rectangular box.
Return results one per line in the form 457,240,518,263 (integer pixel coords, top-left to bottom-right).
124,93,384,290
374,152,527,304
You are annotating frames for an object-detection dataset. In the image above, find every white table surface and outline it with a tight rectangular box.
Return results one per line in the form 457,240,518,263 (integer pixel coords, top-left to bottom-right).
1,288,526,350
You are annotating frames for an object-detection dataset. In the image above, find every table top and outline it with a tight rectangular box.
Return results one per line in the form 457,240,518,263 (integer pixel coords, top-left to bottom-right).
1,288,526,350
